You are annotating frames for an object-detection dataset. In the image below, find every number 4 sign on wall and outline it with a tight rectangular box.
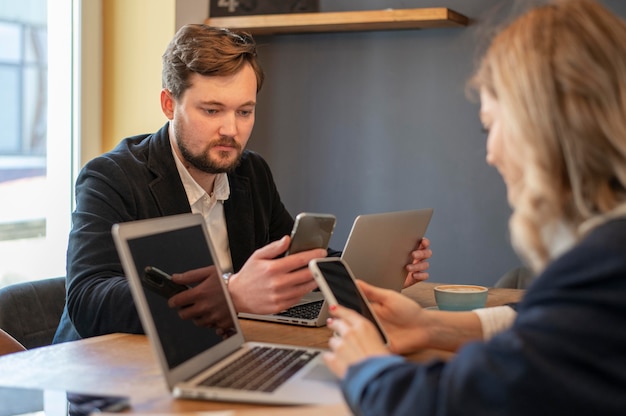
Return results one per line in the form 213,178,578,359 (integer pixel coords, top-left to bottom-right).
208,0,319,17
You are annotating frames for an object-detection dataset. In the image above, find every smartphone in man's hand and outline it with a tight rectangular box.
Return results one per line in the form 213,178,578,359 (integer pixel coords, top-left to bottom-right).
285,212,336,256
142,266,189,299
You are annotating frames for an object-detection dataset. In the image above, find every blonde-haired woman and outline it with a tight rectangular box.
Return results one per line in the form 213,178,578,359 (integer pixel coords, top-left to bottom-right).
323,1,626,414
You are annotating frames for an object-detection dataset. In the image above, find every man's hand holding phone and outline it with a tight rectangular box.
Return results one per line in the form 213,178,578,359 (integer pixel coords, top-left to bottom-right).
142,266,189,299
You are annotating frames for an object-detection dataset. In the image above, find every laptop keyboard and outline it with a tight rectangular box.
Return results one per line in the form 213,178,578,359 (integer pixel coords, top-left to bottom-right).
200,346,320,392
275,300,324,320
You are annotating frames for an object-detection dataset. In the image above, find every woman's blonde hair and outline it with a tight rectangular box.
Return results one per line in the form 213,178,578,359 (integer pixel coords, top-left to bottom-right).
471,0,626,272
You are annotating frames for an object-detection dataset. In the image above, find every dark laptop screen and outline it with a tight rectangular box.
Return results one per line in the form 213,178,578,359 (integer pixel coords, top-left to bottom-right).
127,224,236,369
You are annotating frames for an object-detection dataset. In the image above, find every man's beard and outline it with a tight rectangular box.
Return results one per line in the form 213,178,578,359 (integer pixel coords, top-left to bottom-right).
174,127,243,174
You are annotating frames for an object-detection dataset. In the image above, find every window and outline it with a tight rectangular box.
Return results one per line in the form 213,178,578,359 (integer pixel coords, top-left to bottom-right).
0,0,75,287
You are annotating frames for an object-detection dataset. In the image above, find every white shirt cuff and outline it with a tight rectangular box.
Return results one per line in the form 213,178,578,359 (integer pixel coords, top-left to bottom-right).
472,306,517,340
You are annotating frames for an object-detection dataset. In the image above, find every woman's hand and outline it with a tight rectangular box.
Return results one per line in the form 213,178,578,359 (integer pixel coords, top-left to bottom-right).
352,281,485,354
323,280,486,378
357,280,432,354
324,304,391,378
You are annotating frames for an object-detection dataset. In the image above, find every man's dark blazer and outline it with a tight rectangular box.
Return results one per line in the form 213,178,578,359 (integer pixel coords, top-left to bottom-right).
54,123,294,342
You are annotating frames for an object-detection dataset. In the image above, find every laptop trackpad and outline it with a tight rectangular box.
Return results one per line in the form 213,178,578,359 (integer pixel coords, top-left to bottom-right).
297,291,325,305
304,364,338,382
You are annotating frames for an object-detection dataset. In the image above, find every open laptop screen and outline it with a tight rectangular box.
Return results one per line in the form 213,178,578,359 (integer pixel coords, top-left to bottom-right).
126,223,236,368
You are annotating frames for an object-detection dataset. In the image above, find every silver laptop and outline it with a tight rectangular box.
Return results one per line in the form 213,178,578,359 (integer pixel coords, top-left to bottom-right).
238,208,433,327
341,208,434,292
112,213,342,405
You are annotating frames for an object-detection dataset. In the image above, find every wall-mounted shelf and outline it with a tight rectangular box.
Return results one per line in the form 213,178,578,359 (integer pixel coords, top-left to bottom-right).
205,8,469,36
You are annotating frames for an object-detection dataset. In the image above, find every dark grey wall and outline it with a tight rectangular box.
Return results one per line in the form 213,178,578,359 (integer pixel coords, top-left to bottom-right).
247,0,513,286
245,0,626,286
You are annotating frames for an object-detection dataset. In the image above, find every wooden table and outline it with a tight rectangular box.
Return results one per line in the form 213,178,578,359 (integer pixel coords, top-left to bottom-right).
0,282,523,414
